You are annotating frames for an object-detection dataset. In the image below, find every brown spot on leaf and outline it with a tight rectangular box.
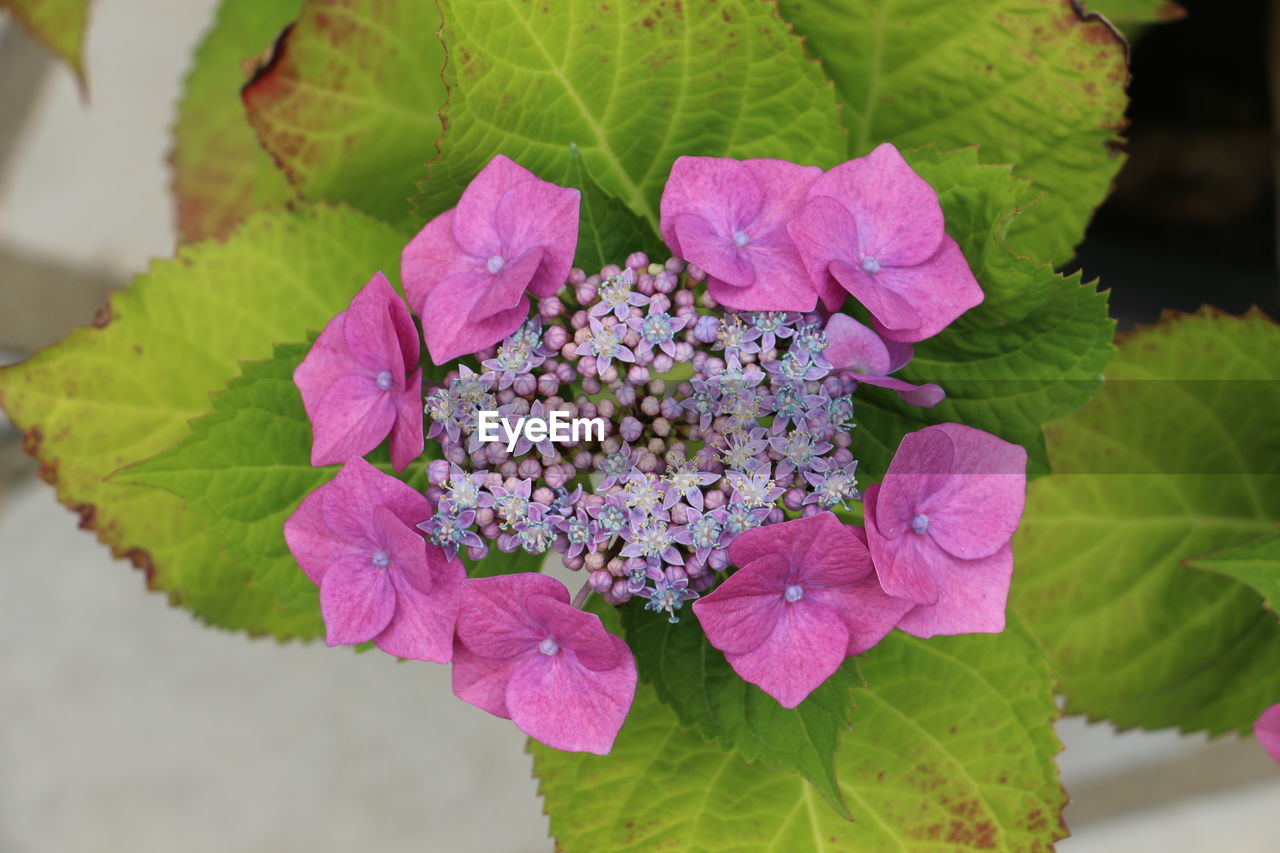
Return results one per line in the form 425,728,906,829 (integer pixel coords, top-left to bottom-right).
92,303,112,328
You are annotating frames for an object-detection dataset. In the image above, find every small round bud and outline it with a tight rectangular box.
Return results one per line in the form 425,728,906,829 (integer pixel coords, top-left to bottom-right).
427,459,451,486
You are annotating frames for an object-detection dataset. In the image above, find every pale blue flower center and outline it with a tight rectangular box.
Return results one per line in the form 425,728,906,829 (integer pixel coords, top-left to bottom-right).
486,254,506,274
539,637,560,656
371,549,390,568
784,584,804,603
861,256,881,274
376,371,394,391
732,230,750,248
911,513,930,535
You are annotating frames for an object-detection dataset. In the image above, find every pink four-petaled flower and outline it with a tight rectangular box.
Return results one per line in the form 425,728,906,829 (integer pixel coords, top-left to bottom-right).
452,573,637,754
660,156,823,312
294,272,423,471
402,155,580,365
790,142,984,342
284,457,464,662
693,512,912,708
863,423,1026,637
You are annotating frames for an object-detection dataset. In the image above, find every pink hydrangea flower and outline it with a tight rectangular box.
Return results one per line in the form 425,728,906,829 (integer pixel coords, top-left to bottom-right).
789,143,983,342
284,457,464,662
294,272,423,471
863,424,1026,637
402,155,580,365
659,156,823,312
824,312,944,407
692,512,911,708
452,573,637,755
1256,703,1280,765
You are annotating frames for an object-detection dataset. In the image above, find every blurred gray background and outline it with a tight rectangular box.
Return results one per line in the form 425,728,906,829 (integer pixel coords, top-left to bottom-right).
1,2,1277,851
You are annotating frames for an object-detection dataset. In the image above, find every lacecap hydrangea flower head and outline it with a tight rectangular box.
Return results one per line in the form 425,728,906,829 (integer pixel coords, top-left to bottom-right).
285,146,1027,754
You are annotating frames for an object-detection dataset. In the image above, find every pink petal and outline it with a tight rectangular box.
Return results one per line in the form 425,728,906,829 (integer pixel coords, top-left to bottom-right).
672,214,755,287
373,505,433,595
451,154,537,258
308,374,396,467
741,159,823,234
705,226,818,312
455,573,570,660
693,553,789,655
493,181,580,297
808,571,913,656
876,429,956,540
789,512,874,585
659,156,762,257
810,142,945,267
724,598,849,708
850,373,945,408
420,270,530,365
452,640,516,719
505,635,637,754
342,272,408,377
470,247,545,321
866,235,984,343
864,483,941,605
319,554,396,646
831,258,923,335
525,595,620,672
374,551,465,663
884,338,915,373
401,210,480,316
895,541,1013,637
390,369,424,472
1255,704,1280,765
788,194,859,311
825,313,892,375
283,487,341,585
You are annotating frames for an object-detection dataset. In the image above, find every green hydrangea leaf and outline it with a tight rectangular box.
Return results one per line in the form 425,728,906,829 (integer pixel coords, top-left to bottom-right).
620,604,861,818
1012,308,1280,735
1080,0,1185,24
0,206,407,638
242,0,446,230
847,147,1113,480
413,0,846,228
171,0,303,243
567,144,664,271
2,0,92,84
1187,531,1280,621
533,620,1065,851
776,0,1130,264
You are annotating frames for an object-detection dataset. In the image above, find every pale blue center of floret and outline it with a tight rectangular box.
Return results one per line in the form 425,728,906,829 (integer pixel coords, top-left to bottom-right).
784,584,804,603
371,549,390,569
539,637,560,656
911,513,930,535
486,255,506,274
861,256,881,274
732,229,751,248
376,371,394,391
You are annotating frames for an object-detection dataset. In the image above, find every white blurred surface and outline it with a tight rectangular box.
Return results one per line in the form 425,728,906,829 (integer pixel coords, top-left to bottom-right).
1,0,1278,850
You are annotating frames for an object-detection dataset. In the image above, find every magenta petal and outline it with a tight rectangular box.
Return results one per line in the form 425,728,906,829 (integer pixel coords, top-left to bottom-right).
672,214,755,287
493,181,580,297
374,552,464,663
724,599,849,708
319,555,396,646
505,636,637,754
421,270,530,365
373,505,433,594
659,156,762,256
401,210,477,315
788,195,859,311
825,313,892,375
390,369,424,472
452,640,516,719
851,373,946,408
341,272,408,376
283,488,336,585
876,429,956,540
831,259,923,335
309,374,396,467
810,572,914,656
919,424,1027,559
864,483,940,605
896,542,1012,637
705,227,818,311
451,154,537,258
471,247,545,321
790,513,874,584
813,143,945,266
868,235,984,342
1255,704,1280,765
317,457,434,543
525,595,620,671
693,554,789,655
456,574,569,660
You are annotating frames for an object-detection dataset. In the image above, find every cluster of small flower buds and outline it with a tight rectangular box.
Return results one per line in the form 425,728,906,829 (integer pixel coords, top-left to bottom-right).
418,253,865,623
